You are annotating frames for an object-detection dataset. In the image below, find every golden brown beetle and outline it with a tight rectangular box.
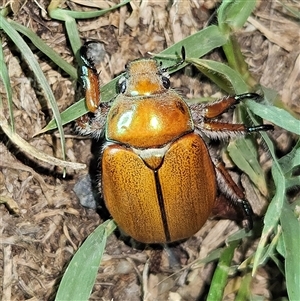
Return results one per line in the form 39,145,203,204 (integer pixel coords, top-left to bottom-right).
77,42,273,244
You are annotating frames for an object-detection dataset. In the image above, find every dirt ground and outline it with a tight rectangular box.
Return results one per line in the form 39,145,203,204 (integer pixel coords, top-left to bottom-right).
0,0,299,300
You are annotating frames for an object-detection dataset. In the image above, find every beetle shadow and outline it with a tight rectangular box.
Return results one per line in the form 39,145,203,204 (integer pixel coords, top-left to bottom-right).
88,137,111,220
73,135,111,221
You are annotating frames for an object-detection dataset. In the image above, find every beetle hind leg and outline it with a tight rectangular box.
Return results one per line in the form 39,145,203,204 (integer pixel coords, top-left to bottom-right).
212,160,254,230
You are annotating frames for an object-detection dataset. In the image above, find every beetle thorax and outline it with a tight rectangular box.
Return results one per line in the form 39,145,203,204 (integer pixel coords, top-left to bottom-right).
106,59,194,149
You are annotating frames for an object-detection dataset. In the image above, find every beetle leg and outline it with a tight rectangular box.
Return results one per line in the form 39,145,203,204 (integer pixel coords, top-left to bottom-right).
202,93,261,118
76,42,110,138
76,104,110,138
212,160,253,230
198,121,274,140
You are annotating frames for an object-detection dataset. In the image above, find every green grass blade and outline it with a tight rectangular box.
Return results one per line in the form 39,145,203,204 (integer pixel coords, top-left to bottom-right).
252,132,285,274
217,0,256,33
55,220,117,301
0,38,14,132
64,15,82,62
0,112,85,169
281,200,300,301
235,272,252,301
48,0,130,20
207,239,240,301
217,1,258,88
9,19,77,79
278,140,300,175
221,0,256,30
0,16,66,164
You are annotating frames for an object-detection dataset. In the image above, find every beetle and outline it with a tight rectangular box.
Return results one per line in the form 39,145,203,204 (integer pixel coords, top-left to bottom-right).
76,41,273,244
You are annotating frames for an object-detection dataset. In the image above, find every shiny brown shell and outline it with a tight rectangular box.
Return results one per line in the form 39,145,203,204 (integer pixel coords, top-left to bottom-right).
101,59,217,243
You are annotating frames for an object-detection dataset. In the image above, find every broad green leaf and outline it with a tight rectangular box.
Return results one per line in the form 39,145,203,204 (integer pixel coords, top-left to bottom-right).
155,25,227,69
225,0,256,30
218,0,256,31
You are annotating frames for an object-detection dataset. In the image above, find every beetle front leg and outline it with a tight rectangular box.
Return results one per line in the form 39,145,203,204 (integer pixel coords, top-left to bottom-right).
76,42,110,138
212,160,254,230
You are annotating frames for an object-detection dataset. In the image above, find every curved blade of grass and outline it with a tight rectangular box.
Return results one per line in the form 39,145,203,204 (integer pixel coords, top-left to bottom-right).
278,140,300,175
0,111,85,169
281,200,300,301
187,58,248,94
48,0,130,20
55,220,117,301
47,0,130,66
9,19,77,79
42,25,228,132
245,107,286,275
228,101,269,196
37,74,120,134
64,15,82,63
0,41,14,132
222,36,258,89
0,15,66,166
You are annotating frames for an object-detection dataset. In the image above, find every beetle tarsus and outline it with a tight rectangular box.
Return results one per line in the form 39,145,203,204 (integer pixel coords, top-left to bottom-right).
240,199,254,231
234,93,262,102
246,124,274,133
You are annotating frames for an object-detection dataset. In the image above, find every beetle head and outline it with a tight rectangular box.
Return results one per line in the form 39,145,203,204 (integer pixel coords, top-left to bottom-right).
117,59,170,97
